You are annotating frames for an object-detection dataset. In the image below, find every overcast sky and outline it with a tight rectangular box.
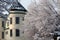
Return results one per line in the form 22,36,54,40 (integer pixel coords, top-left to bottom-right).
19,0,31,9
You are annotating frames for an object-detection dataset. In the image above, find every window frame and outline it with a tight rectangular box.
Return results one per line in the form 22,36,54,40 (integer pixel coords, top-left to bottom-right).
15,17,19,24
10,29,12,37
10,18,12,24
2,21,4,28
2,32,4,39
16,29,20,37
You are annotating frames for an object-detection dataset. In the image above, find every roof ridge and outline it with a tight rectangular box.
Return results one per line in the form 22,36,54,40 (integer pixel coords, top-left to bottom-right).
10,0,27,11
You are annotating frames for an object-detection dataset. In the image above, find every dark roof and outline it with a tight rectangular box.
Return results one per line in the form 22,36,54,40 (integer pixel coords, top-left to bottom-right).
0,13,8,19
0,0,27,12
10,1,27,12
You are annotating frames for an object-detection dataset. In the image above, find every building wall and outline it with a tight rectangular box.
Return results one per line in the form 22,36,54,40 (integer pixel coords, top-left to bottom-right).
5,11,26,40
0,18,6,40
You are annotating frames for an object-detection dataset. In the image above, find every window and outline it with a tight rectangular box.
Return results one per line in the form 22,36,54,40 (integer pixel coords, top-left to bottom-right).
2,32,4,39
22,17,24,21
16,29,20,37
15,17,19,24
10,29,12,37
10,18,12,24
2,21,4,28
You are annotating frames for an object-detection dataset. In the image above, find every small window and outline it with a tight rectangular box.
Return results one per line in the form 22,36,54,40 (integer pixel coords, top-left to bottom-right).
15,17,19,24
16,29,20,37
22,17,24,21
2,32,4,39
10,18,12,24
2,21,4,28
10,29,12,37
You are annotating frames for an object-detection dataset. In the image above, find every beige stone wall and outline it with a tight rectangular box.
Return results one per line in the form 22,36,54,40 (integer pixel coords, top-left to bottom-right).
9,12,25,29
0,18,6,40
5,11,26,40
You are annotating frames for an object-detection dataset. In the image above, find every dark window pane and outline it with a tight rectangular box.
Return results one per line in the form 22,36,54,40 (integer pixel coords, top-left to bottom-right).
2,21,4,28
16,29,20,37
10,29,12,37
2,32,4,39
10,18,12,24
16,17,19,24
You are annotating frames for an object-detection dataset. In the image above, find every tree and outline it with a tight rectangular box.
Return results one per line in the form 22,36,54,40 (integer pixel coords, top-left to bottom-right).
23,0,60,40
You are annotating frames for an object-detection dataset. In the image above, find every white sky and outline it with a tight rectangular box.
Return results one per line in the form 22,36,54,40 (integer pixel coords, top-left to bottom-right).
19,0,31,9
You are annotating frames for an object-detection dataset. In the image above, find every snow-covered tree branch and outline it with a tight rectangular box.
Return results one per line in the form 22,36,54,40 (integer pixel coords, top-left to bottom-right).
23,0,60,40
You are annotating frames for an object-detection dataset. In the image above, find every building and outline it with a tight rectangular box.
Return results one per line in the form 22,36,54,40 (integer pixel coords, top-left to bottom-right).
0,0,27,40
0,13,7,40
5,1,27,40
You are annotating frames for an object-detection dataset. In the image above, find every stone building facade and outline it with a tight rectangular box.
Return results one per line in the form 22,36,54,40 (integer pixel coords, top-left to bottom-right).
5,10,26,40
0,0,27,40
0,14,7,40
